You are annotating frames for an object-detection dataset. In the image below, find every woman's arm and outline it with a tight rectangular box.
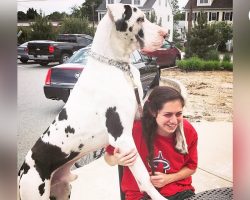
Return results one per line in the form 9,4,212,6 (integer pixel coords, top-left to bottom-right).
150,167,196,188
104,147,138,166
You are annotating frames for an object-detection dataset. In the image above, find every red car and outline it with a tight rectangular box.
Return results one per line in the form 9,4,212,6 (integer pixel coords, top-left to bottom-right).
144,40,181,68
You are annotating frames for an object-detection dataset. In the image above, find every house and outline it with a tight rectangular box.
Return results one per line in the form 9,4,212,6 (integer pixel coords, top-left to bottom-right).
174,20,186,42
183,0,233,51
96,0,174,41
183,0,233,30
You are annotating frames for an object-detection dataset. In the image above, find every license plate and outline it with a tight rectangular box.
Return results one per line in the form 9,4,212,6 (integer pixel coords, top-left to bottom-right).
37,55,48,59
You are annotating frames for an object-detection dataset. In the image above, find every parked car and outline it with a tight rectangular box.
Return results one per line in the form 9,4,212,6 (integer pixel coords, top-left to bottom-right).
18,42,29,63
143,40,181,68
44,47,160,103
28,34,93,66
18,40,52,63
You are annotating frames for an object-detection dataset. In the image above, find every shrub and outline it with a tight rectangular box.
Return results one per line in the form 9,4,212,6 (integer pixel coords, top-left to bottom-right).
220,61,233,71
223,53,231,62
178,57,204,71
59,17,92,35
175,42,184,51
178,57,229,71
204,50,220,61
29,16,56,40
203,60,220,70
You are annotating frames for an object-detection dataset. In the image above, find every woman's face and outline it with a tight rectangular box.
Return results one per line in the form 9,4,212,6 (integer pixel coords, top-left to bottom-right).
155,99,183,137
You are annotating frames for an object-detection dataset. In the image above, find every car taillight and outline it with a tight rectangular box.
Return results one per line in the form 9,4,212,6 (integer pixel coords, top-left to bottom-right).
48,45,55,54
45,68,52,85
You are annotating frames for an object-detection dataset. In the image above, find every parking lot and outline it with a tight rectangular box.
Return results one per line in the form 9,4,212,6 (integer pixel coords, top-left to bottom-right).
17,60,64,168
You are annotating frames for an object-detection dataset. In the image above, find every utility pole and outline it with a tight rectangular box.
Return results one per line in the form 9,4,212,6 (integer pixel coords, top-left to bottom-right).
91,2,96,30
188,0,193,33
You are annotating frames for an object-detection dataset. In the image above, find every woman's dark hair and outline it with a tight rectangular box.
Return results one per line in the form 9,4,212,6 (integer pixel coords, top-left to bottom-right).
142,86,185,175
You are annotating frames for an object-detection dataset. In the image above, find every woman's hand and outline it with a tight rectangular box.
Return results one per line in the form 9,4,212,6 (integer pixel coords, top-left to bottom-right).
113,147,138,166
150,172,174,188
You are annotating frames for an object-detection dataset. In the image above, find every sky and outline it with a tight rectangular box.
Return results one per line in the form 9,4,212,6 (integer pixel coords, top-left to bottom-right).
17,0,85,15
17,0,189,15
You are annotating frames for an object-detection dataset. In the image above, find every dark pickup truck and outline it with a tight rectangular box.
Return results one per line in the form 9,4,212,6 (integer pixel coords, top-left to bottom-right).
27,34,93,66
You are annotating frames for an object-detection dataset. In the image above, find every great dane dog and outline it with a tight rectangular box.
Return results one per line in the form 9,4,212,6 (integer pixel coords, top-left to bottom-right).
18,3,187,200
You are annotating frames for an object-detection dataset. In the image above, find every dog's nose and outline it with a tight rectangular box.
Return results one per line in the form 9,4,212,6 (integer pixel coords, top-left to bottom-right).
158,28,168,39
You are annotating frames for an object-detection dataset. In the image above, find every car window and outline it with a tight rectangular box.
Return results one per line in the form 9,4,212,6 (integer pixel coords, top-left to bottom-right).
130,54,136,63
132,50,143,63
66,48,90,64
20,42,28,47
77,37,93,46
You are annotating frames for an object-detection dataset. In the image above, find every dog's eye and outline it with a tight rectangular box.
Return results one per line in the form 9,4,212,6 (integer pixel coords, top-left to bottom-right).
137,17,144,23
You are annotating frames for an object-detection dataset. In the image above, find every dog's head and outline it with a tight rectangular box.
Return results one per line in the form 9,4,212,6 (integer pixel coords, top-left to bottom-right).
104,3,167,55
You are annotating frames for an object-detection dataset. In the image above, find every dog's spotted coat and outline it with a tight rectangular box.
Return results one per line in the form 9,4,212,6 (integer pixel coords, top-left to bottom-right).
17,3,174,200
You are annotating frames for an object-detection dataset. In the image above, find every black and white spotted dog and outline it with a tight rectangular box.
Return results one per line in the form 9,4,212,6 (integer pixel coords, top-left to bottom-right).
18,4,187,200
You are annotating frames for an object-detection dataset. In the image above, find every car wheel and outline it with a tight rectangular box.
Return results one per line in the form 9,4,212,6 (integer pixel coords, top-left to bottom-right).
60,53,71,64
174,56,181,66
20,57,28,63
39,61,49,66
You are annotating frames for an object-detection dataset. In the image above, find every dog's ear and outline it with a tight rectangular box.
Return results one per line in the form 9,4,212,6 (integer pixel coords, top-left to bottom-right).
107,4,115,22
107,4,128,32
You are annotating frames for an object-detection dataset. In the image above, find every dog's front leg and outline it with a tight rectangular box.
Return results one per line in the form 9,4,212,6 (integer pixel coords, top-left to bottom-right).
116,134,167,200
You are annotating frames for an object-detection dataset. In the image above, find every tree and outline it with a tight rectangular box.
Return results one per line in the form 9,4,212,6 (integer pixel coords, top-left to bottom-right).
171,0,181,43
185,12,219,59
59,17,95,36
29,16,55,40
18,11,27,21
174,12,185,21
212,22,233,51
26,8,39,20
48,11,68,21
17,27,32,44
70,0,102,22
170,0,179,15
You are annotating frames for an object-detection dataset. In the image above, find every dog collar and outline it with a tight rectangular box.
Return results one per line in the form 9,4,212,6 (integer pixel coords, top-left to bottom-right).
88,51,131,74
88,50,143,118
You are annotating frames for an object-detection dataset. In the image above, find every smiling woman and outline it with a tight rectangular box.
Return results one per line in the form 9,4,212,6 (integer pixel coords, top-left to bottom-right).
104,85,198,200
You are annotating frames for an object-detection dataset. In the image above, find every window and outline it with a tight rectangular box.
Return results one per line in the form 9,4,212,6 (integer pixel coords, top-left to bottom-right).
159,0,161,6
132,50,143,63
108,0,114,4
167,15,170,22
200,0,208,3
99,13,105,21
223,12,233,21
165,0,168,7
187,12,196,20
77,37,93,46
209,12,217,21
162,40,171,49
134,0,140,5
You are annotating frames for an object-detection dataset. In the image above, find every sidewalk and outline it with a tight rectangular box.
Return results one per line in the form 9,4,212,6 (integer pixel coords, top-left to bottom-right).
70,121,233,200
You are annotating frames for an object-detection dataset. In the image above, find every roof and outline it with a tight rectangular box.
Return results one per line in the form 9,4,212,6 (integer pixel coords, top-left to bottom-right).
96,0,106,11
184,0,233,10
143,0,157,9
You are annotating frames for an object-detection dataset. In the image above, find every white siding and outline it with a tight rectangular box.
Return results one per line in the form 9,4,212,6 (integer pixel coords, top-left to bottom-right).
153,0,173,41
184,10,233,31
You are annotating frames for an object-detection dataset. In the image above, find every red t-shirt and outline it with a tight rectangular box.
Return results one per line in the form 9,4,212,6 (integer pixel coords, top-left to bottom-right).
106,119,198,200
